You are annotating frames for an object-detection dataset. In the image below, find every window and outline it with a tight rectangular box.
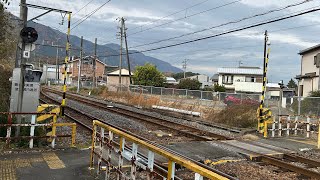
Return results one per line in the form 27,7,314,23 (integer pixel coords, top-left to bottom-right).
222,75,233,84
245,76,256,82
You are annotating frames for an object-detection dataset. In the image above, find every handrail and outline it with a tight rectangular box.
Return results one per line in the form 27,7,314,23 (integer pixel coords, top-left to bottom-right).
90,120,229,180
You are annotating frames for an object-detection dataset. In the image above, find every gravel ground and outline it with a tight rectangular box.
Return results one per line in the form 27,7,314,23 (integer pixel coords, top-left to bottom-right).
66,92,239,139
45,93,196,144
54,116,92,148
214,161,305,180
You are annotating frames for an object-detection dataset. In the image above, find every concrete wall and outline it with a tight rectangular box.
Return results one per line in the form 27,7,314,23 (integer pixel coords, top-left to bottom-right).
107,76,131,86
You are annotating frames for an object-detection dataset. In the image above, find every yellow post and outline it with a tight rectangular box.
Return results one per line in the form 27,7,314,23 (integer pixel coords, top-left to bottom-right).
264,120,268,138
167,159,174,180
60,12,72,116
71,125,76,147
318,121,320,149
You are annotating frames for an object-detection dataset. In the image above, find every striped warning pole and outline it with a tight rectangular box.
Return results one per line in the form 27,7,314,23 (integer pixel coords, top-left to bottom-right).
258,30,270,133
61,12,72,116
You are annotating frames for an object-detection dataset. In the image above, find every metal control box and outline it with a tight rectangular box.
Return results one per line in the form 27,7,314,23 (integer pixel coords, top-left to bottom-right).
9,68,42,120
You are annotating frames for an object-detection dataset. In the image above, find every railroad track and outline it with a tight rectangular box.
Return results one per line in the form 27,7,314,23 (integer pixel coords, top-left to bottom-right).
39,92,237,180
42,87,232,141
221,141,320,179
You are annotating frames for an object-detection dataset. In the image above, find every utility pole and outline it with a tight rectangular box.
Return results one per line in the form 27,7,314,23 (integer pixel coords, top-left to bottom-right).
15,0,28,137
93,38,97,88
77,36,83,93
182,59,188,78
123,19,132,84
55,38,60,83
118,17,124,86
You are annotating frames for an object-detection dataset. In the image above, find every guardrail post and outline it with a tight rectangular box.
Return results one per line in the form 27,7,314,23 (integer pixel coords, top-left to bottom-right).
147,151,155,180
272,116,275,138
117,137,125,180
278,116,282,137
90,124,97,169
167,160,175,180
29,115,36,148
51,115,57,148
195,173,203,180
306,117,310,138
97,127,104,175
318,121,320,149
131,143,138,180
71,124,76,147
294,116,298,135
5,113,12,148
286,116,290,136
106,131,113,179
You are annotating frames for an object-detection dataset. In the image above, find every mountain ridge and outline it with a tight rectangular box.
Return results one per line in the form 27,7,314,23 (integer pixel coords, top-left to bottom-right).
27,21,182,73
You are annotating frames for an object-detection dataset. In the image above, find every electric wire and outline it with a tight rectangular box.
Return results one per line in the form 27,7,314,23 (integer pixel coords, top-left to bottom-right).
71,0,111,30
128,0,209,32
128,0,241,36
98,6,320,58
129,0,314,48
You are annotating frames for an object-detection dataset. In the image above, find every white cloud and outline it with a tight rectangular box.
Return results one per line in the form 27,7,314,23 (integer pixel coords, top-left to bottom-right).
230,30,317,48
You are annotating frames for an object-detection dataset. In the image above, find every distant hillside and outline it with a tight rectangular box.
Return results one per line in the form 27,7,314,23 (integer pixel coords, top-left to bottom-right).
26,21,182,73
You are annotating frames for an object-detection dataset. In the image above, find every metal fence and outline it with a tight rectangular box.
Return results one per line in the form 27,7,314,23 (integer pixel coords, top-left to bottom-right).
128,84,260,102
0,112,76,149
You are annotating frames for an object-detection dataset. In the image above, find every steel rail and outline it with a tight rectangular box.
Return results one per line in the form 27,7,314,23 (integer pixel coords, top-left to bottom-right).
43,87,232,141
219,141,320,178
40,91,237,180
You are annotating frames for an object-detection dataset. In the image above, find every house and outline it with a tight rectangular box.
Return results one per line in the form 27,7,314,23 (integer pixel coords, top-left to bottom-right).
266,83,295,100
296,44,320,97
210,74,219,85
185,74,212,89
41,64,58,84
217,66,263,93
107,68,133,86
166,77,178,85
60,56,107,85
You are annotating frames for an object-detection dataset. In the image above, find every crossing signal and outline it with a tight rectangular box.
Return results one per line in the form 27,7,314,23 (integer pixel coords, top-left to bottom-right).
20,27,38,43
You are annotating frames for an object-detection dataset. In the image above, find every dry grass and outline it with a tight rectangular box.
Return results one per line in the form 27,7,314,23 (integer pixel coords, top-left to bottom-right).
206,104,257,128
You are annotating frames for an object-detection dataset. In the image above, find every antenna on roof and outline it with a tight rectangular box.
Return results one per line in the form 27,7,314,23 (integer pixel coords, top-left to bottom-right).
238,61,243,67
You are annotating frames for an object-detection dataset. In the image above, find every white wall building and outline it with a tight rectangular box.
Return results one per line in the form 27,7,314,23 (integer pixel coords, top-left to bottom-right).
40,64,59,84
166,77,178,85
186,74,212,89
296,44,320,97
217,67,263,93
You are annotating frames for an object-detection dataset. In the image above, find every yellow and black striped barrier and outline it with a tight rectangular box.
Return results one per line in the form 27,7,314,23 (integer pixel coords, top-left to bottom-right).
61,12,72,116
37,104,60,142
258,43,271,134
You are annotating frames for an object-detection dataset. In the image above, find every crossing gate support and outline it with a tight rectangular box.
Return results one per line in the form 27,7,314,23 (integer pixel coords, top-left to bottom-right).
0,112,76,149
89,120,229,180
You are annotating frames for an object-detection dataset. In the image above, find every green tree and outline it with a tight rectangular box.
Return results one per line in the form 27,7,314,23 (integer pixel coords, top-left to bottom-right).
287,78,297,88
178,79,201,90
213,84,226,92
133,63,165,86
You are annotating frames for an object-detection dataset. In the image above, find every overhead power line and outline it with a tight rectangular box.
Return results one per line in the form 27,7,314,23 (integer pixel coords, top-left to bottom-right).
129,0,209,32
71,0,111,30
73,0,95,16
129,0,314,48
98,6,320,58
128,0,241,36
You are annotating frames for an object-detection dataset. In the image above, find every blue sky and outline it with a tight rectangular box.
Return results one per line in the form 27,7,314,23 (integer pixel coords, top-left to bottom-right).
7,0,320,83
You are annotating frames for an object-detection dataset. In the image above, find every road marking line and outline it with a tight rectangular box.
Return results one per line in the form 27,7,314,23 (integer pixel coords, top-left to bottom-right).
42,152,66,169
